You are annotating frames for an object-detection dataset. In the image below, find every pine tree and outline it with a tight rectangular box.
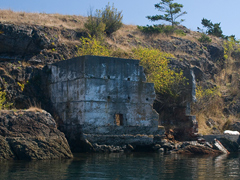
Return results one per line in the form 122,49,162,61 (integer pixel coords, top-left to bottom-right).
201,18,223,38
146,0,187,27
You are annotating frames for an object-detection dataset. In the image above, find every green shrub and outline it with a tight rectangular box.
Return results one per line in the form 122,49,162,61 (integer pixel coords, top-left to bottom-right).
84,9,106,38
137,25,164,34
138,25,185,36
84,3,123,37
174,29,186,36
163,25,175,36
198,33,212,43
101,3,123,35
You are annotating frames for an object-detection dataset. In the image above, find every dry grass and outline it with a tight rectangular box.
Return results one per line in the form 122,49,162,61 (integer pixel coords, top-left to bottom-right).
0,9,89,49
196,114,231,135
26,106,43,113
197,113,212,135
0,9,87,30
0,67,8,75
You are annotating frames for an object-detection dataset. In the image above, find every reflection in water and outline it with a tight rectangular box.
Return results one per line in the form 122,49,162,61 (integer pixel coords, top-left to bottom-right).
0,153,240,180
0,159,73,180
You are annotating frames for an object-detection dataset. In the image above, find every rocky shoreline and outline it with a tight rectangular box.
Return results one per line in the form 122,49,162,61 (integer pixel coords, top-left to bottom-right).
1,110,240,160
89,137,238,155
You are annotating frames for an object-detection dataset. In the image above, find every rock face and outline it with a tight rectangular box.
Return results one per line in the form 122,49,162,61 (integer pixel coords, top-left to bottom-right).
0,23,79,63
0,110,73,160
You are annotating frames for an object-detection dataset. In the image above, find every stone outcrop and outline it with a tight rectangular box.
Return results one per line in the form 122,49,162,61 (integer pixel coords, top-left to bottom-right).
0,23,79,63
0,110,73,160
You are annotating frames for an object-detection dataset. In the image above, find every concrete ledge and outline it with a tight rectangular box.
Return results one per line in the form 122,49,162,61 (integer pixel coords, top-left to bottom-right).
84,134,155,146
81,125,165,135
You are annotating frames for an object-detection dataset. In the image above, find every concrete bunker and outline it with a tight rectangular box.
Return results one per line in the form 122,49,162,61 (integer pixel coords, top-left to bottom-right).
47,55,164,145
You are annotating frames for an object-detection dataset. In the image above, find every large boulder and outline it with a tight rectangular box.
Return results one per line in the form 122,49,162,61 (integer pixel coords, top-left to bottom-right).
0,109,73,160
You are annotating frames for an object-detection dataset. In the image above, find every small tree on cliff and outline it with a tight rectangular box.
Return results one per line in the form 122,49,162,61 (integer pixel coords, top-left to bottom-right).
101,3,123,35
146,0,187,27
200,18,224,38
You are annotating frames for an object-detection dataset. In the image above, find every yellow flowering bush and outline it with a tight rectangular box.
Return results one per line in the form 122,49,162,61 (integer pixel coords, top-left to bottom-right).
132,47,185,96
195,85,220,100
76,35,110,57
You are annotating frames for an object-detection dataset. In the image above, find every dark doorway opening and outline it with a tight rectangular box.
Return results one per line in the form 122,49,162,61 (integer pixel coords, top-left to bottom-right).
115,114,123,126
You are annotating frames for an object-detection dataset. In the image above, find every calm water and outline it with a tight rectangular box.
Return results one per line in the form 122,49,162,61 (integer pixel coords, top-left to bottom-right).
0,153,240,180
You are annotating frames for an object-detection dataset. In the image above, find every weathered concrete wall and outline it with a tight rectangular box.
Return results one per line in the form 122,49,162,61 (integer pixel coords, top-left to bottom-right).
48,56,160,138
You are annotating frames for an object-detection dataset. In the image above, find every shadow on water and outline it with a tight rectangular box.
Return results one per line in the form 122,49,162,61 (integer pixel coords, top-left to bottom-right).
1,153,240,180
0,158,73,180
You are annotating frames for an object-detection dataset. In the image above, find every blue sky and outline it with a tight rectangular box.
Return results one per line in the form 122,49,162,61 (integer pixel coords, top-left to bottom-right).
2,0,240,38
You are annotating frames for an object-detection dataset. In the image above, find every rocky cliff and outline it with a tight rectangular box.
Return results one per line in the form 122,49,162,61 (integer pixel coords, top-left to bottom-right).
0,10,240,136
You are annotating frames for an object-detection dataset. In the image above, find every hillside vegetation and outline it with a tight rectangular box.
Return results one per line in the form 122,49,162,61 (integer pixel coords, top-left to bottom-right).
1,9,240,135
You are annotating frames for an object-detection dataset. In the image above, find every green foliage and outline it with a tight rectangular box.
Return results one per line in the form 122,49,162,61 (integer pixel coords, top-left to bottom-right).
146,0,187,27
200,18,224,38
132,47,185,97
223,36,240,60
137,25,164,34
84,3,123,37
223,38,235,60
101,3,123,35
174,29,186,36
138,24,185,36
226,35,240,43
0,90,12,110
163,25,175,35
84,9,106,38
198,33,212,43
76,35,110,56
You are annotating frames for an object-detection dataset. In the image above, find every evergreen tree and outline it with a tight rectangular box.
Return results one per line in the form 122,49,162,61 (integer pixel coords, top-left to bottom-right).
201,18,223,38
146,0,187,27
